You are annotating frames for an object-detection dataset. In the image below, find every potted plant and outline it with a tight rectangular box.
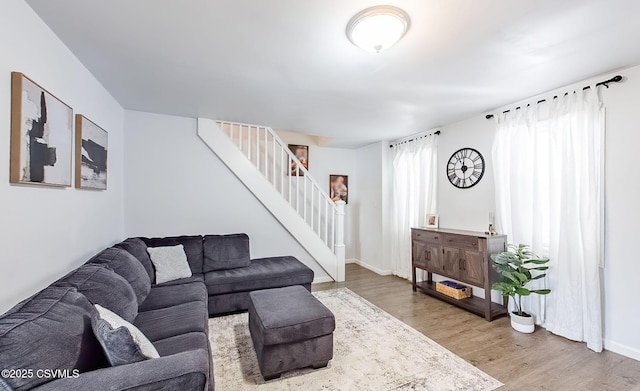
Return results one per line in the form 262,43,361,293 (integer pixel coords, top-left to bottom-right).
491,244,551,333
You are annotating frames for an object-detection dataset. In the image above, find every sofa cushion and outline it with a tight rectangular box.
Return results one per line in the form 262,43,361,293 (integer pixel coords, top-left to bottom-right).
114,238,155,283
54,264,138,323
205,256,314,296
88,247,151,304
249,286,335,346
0,286,108,391
153,275,204,287
134,302,208,342
92,304,160,366
28,350,210,391
142,236,204,275
203,233,251,272
208,291,254,315
152,332,209,357
139,281,207,312
0,378,11,390
147,244,193,284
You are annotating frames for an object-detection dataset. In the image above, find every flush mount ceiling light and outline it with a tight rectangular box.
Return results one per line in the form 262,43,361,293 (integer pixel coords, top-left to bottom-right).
346,5,410,53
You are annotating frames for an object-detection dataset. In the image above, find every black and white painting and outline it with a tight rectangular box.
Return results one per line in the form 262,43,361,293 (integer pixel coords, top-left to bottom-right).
75,115,108,190
10,72,73,187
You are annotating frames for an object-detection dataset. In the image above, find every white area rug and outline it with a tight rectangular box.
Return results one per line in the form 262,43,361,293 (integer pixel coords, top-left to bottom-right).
209,288,503,391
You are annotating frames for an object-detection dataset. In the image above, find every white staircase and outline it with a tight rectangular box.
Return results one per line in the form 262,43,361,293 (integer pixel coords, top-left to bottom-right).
197,118,345,282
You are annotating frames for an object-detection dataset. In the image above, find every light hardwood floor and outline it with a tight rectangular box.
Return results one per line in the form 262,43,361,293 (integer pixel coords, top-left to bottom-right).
313,264,640,391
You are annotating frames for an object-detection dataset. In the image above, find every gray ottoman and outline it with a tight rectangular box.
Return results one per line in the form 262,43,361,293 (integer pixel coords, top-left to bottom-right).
248,286,335,380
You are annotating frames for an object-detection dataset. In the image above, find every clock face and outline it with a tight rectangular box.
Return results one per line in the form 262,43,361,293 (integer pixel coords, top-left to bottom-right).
447,148,485,189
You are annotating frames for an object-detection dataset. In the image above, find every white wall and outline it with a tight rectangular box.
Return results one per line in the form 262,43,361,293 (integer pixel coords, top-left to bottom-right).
434,64,640,360
437,116,496,232
275,131,356,259
351,141,392,274
600,65,640,361
123,111,330,281
0,0,125,313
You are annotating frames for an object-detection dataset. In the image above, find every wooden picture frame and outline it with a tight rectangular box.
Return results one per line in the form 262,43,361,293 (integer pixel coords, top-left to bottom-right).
75,115,108,190
287,144,309,176
330,174,348,204
10,72,73,187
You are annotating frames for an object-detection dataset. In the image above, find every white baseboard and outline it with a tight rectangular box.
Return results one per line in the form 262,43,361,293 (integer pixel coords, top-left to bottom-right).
313,259,393,282
312,276,335,284
604,339,640,362
349,258,392,276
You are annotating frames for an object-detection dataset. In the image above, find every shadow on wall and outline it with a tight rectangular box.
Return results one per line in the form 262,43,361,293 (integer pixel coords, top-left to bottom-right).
350,201,361,260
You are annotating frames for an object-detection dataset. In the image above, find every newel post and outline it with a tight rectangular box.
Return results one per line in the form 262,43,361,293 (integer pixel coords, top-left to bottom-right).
334,200,346,282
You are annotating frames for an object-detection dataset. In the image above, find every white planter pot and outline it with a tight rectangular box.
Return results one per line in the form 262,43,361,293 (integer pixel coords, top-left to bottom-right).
510,312,535,333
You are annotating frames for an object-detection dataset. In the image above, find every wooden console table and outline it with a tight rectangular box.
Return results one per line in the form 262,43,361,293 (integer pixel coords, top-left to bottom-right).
411,227,508,321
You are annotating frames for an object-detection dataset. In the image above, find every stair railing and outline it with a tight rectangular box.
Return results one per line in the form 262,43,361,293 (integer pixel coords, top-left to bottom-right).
216,121,345,273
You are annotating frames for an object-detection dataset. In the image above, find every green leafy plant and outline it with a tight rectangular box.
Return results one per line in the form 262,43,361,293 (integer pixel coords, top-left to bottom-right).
491,244,551,317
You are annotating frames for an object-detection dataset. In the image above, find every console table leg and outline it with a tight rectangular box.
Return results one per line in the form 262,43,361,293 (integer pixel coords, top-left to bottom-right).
484,284,492,321
412,267,417,292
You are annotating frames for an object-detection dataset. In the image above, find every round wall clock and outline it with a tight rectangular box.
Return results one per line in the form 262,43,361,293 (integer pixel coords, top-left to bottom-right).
447,148,485,189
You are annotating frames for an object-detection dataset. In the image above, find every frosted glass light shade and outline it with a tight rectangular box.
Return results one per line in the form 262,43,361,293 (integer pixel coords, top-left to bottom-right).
346,6,410,53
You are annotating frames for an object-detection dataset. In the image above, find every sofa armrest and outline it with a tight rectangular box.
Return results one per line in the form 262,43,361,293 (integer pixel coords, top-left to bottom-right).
32,350,210,391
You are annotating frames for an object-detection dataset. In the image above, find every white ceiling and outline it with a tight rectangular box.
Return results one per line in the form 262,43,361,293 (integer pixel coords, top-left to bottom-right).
26,0,640,147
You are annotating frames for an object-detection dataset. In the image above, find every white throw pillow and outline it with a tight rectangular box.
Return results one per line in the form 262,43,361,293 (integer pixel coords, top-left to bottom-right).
146,244,192,284
93,304,160,362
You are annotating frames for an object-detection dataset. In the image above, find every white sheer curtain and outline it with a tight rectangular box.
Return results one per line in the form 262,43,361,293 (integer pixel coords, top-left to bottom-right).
492,87,605,352
390,135,438,279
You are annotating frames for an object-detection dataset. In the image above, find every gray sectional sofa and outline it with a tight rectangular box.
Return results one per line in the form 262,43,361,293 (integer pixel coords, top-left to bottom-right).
0,234,315,391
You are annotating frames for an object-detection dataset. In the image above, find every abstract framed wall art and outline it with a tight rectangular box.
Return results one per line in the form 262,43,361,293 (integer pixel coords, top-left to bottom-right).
288,144,309,176
10,72,73,187
330,174,348,204
75,115,108,190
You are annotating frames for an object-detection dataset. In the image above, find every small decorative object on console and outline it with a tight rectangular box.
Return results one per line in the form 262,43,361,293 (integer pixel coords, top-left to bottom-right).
486,212,497,235
425,213,439,228
436,280,472,300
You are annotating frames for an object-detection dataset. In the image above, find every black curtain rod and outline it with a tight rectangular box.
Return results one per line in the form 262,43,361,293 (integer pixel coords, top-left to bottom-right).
485,75,623,119
389,130,440,148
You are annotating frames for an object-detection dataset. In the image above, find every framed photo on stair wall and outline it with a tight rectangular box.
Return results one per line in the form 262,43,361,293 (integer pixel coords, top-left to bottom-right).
75,115,108,190
10,72,73,187
330,175,348,204
288,144,308,176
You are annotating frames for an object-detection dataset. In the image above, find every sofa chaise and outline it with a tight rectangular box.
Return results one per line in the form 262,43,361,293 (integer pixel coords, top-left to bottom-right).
0,233,314,391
